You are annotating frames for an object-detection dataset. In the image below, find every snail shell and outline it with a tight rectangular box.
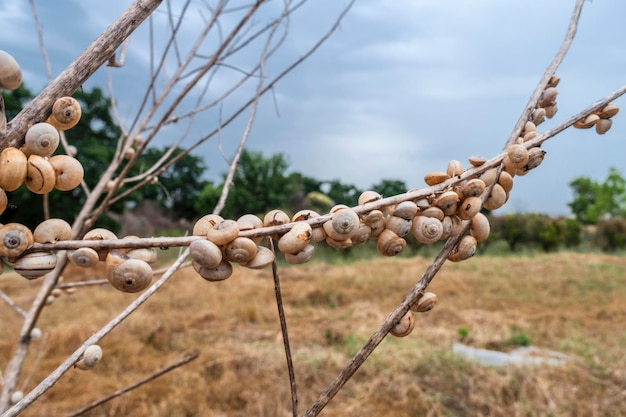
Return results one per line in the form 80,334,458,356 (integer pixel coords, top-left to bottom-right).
538,87,558,107
547,75,560,88
83,228,118,261
410,292,438,313
479,168,498,187
107,258,153,293
390,310,415,337
351,223,372,245
192,214,224,236
49,155,84,191
123,147,136,160
365,214,386,240
523,130,540,142
10,391,23,405
325,236,353,249
376,229,406,256
22,123,60,157
244,246,275,269
574,114,600,129
446,160,464,178
595,118,612,135
206,219,240,246
0,223,33,258
263,209,290,227
457,197,482,221
421,206,444,221
358,190,382,206
224,237,257,263
68,247,100,268
470,212,490,242
323,207,359,240
189,239,222,268
448,235,477,262
284,244,315,264
424,170,450,186
193,259,233,282
292,210,326,242
278,222,312,254
596,104,619,119
524,147,546,172
545,103,558,119
389,201,418,220
412,216,443,245
468,155,486,167
0,50,22,90
33,218,72,243
46,96,81,131
127,247,158,264
435,191,459,216
237,214,263,244
461,178,486,199
483,183,507,211
0,147,27,191
507,144,529,169
10,251,57,279
75,345,102,370
26,155,56,194
532,108,546,125
385,215,411,238
0,189,7,216
498,171,514,193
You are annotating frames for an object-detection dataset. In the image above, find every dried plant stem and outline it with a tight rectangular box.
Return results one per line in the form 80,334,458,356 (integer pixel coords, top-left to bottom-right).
268,239,298,417
0,290,27,319
1,249,189,417
65,352,199,417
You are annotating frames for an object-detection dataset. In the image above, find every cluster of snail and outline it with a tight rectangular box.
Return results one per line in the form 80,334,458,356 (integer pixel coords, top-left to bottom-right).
574,103,619,134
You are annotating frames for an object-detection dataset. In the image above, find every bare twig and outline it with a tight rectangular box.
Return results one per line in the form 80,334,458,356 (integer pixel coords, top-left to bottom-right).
28,0,53,82
65,352,199,417
0,290,27,319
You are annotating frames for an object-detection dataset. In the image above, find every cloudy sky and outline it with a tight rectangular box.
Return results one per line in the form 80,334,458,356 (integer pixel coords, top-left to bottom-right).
1,0,625,215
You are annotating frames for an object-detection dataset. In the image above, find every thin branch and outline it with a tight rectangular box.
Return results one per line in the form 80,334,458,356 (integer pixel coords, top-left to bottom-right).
65,352,199,417
268,239,298,417
0,290,27,319
28,0,53,82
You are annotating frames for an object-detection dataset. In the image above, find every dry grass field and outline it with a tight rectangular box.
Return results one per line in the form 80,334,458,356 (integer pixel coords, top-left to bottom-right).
1,252,625,417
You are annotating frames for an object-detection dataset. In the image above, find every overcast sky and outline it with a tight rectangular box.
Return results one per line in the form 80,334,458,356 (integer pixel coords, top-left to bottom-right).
1,0,625,216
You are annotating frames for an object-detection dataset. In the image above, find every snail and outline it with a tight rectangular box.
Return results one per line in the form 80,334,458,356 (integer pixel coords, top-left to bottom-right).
457,197,482,221
75,345,102,370
0,50,22,90
278,222,312,254
284,244,315,264
506,144,529,169
22,123,60,157
412,216,443,245
358,190,382,206
0,147,27,191
460,178,486,199
224,237,257,263
545,103,558,119
123,147,136,160
127,247,158,264
107,258,153,293
470,212,490,242
446,159,464,177
26,155,57,194
410,292,438,313
193,259,233,282
390,310,415,337
424,170,449,186
48,155,84,191
595,118,612,135
192,214,224,236
595,104,619,119
532,107,546,125
523,147,546,172
363,210,386,239
498,171,514,193
0,223,33,258
468,155,486,167
0,189,7,216
237,213,264,244
547,74,560,88
46,96,81,131
244,245,275,269
376,229,406,257
68,247,100,268
478,168,498,186
10,251,57,279
293,209,326,242
483,183,507,211
10,391,24,405
574,114,600,129
263,209,290,240
434,191,459,216
83,228,118,261
388,201,418,220
421,206,444,221
206,219,239,246
448,235,477,262
538,86,558,107
323,206,359,241
350,223,372,245
385,215,411,238
33,218,72,243
325,236,353,250
30,327,42,341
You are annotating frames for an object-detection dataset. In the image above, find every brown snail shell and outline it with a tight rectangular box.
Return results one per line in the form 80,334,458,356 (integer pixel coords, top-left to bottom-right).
595,118,612,135
385,216,411,238
538,87,558,107
596,104,619,119
189,239,222,268
532,108,546,125
448,235,477,262
351,223,372,245
470,212,490,242
0,223,33,258
483,183,507,211
412,216,443,244
323,207,359,240
193,259,233,282
206,219,239,246
376,229,406,257
421,206,445,221
447,160,464,178
435,191,459,216
192,214,224,236
358,190,382,206
545,103,558,119
0,50,22,90
75,345,102,370
263,209,290,228
10,251,57,279
33,218,72,243
284,244,315,264
389,201,418,220
292,210,326,242
498,171,514,193
26,155,56,194
468,155,486,167
507,144,529,169
83,228,118,261
325,236,353,249
244,246,275,269
278,222,312,254
0,147,27,191
364,211,386,240
524,147,546,172
237,214,263,244
390,310,415,337
68,247,100,268
574,114,600,129
22,123,60,157
46,96,81,131
461,178,486,199
457,197,482,221
410,292,438,313
547,75,560,88
478,168,498,186
424,170,450,186
0,189,7,216
224,236,258,263
523,130,540,142
107,258,153,292
49,155,84,191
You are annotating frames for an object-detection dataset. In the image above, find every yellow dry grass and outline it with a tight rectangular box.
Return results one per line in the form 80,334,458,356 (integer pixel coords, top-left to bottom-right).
1,252,625,417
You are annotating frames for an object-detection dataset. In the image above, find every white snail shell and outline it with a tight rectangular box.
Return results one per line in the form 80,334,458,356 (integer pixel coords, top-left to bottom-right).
323,207,359,241
358,190,382,206
0,223,33,258
243,246,275,269
224,236,258,263
23,123,60,157
107,258,153,293
127,247,158,264
10,251,57,279
33,218,72,243
75,344,102,370
292,210,326,242
412,216,443,245
284,244,315,264
68,247,100,268
237,214,264,244
278,222,312,254
0,50,22,90
189,239,222,268
206,219,240,246
49,155,84,191
192,214,224,236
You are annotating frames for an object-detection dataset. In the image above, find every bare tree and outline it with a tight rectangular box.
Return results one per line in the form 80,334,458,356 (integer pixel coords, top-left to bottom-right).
0,0,624,416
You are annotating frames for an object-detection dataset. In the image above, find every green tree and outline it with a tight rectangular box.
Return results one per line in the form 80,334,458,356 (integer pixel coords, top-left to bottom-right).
371,179,407,198
324,179,361,206
568,167,626,224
